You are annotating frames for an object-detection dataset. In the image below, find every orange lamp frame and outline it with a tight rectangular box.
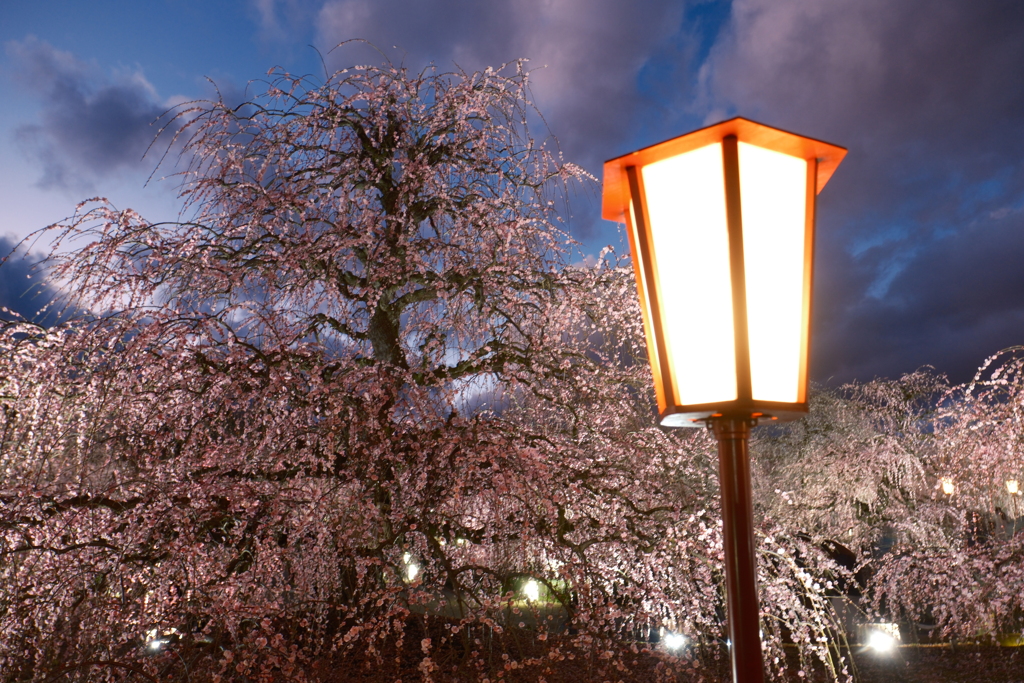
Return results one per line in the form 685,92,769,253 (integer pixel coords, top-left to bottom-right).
602,117,846,427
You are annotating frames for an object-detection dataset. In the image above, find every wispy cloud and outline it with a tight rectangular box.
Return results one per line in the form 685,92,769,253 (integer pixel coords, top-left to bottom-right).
249,0,318,45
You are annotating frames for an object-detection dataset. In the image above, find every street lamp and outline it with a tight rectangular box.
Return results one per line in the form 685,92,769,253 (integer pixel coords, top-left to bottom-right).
602,117,846,683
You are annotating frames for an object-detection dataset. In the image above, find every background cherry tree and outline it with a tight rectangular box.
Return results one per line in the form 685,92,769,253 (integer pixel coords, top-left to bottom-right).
865,349,1024,642
754,350,1024,648
4,55,1018,683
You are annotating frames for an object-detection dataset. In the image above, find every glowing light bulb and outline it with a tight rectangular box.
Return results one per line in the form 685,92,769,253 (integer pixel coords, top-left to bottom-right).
143,628,162,652
867,629,896,653
663,632,687,650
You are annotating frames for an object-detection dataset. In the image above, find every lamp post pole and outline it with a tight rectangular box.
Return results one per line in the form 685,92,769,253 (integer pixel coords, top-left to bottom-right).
711,417,764,683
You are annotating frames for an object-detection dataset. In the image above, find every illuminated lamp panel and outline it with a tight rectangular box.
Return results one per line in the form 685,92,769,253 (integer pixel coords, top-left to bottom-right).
737,142,809,404
628,199,668,412
641,143,737,406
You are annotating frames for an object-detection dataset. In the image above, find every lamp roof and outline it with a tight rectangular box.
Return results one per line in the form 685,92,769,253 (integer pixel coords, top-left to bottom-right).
602,117,847,222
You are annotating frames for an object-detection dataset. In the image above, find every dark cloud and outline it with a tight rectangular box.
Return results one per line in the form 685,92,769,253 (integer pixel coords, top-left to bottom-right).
0,236,64,326
695,0,1024,384
6,37,177,191
312,0,688,238
811,205,1024,385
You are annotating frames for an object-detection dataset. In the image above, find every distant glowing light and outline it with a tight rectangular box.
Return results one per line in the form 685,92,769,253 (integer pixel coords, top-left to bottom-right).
866,625,899,654
523,579,540,602
144,628,167,652
940,477,955,495
402,552,419,581
663,632,688,650
1007,479,1020,495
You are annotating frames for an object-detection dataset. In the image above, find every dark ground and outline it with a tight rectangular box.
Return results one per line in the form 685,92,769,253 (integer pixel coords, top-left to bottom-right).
309,636,1024,683
47,641,1024,682
305,634,1024,679
840,645,1023,683
53,619,1024,682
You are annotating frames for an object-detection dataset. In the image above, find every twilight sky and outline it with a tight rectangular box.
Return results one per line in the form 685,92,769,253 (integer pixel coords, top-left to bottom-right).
2,0,1023,386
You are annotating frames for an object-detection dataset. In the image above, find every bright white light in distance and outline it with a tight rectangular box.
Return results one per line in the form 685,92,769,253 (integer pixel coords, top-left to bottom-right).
402,552,419,581
641,142,737,406
867,629,896,654
523,579,540,602
663,632,687,650
1007,479,1020,495
941,477,955,495
147,639,165,651
738,142,808,404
